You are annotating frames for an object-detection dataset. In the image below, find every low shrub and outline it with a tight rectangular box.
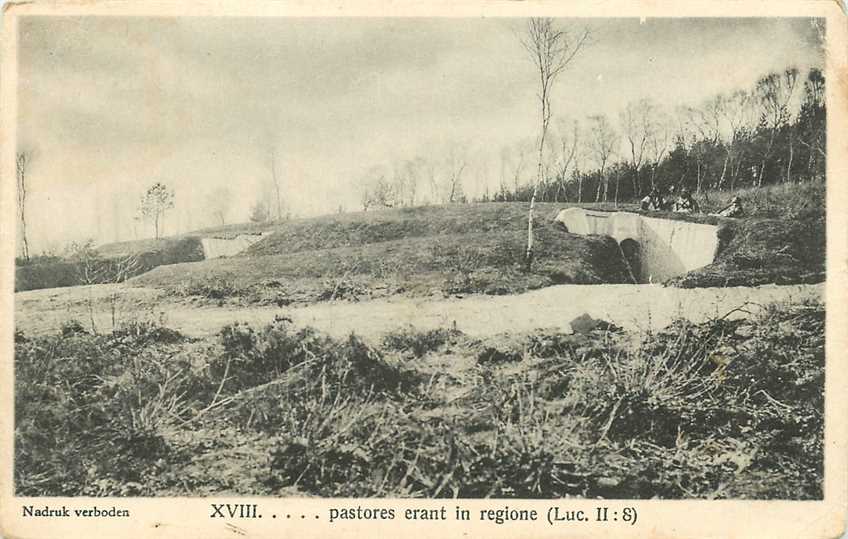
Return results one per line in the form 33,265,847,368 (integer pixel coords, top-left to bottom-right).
15,237,205,292
382,326,463,358
15,300,823,499
215,317,336,390
174,278,245,300
14,326,206,495
699,181,825,220
60,319,89,337
110,319,184,347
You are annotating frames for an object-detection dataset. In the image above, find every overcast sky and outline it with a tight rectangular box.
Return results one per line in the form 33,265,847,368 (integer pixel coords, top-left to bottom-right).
17,16,824,250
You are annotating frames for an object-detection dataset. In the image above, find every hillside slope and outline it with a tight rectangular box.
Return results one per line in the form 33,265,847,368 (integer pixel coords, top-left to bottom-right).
131,203,631,304
15,237,205,292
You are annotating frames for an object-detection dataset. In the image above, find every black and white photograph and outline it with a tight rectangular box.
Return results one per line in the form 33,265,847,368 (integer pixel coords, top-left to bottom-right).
2,2,846,537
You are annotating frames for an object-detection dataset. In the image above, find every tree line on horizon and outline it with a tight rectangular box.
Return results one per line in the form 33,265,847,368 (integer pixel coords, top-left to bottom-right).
15,21,826,262
356,65,825,210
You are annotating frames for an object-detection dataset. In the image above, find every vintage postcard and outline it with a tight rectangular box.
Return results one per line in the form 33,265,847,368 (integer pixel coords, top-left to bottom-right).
1,1,846,538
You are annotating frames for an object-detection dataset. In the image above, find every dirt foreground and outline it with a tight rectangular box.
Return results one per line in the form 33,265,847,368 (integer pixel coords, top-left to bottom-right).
15,282,823,340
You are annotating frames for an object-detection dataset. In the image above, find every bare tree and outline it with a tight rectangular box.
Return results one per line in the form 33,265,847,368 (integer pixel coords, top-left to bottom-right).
501,142,529,198
498,147,511,199
521,17,589,270
249,199,270,223
207,187,233,225
716,90,758,190
108,252,141,330
472,159,491,202
547,117,580,202
572,143,586,204
679,102,720,193
755,68,799,187
444,145,468,203
391,159,421,207
422,145,469,204
358,165,395,211
619,99,657,196
67,239,140,333
419,157,440,204
400,159,421,206
798,68,826,178
645,109,673,190
268,146,283,220
16,152,31,262
586,114,618,202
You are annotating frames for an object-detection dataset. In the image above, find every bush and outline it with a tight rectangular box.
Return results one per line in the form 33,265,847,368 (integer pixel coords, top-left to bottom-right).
669,213,826,288
61,319,88,337
700,181,825,220
382,326,463,358
15,260,83,292
15,237,205,292
174,278,244,300
110,319,184,347
14,325,207,496
15,300,823,499
15,254,63,267
215,317,335,390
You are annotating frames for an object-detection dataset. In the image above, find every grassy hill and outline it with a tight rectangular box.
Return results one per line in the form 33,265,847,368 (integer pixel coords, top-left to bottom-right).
669,182,826,287
131,202,631,305
15,237,205,293
17,182,826,295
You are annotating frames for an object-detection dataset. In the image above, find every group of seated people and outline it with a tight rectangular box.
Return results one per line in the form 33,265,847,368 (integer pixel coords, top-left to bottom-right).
639,186,744,217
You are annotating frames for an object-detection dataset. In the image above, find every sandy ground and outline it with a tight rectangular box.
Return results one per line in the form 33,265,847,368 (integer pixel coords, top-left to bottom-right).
14,282,824,341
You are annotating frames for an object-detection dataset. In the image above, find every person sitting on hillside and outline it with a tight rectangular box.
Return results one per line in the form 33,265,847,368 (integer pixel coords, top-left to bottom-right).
661,185,676,210
713,196,744,218
640,188,664,211
673,188,700,214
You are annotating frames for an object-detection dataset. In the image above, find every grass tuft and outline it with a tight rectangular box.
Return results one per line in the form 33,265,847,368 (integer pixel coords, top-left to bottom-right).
14,299,823,498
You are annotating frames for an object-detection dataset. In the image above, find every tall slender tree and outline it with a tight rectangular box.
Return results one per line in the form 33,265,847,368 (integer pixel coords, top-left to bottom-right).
16,152,31,262
549,117,580,202
586,114,618,202
754,68,799,187
268,146,284,220
521,18,589,270
619,99,656,197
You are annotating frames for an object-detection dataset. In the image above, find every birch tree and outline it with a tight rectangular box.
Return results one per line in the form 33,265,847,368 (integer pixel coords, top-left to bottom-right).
798,68,826,179
268,146,284,220
619,99,655,197
754,68,799,187
521,18,589,270
586,114,618,202
548,118,580,202
207,187,233,225
16,152,31,262
718,90,758,191
444,145,468,203
645,109,672,191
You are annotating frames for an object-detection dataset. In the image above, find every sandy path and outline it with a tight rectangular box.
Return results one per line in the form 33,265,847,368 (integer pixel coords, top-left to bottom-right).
15,282,823,341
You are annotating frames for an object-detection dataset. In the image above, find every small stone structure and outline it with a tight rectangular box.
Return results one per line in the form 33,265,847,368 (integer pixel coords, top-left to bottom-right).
554,208,720,283
200,233,267,259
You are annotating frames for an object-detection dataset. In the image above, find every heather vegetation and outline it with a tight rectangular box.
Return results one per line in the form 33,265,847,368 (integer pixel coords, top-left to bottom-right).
13,65,826,295
132,203,632,306
15,300,823,498
12,17,828,506
15,237,204,292
669,182,826,287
